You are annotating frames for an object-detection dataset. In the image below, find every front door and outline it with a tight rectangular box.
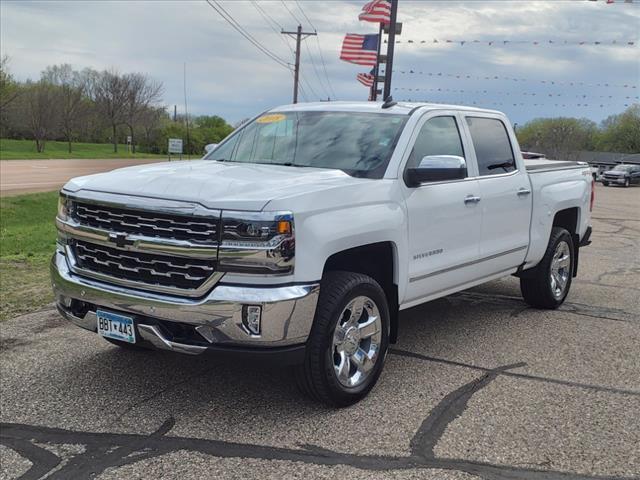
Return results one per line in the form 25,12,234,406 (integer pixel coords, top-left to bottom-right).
403,113,483,305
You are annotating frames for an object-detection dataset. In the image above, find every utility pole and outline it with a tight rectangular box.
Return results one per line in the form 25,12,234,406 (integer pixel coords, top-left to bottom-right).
383,0,399,100
282,25,317,103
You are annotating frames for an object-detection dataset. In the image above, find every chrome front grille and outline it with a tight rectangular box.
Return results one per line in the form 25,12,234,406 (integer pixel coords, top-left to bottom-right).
72,240,217,293
72,201,219,244
60,195,223,297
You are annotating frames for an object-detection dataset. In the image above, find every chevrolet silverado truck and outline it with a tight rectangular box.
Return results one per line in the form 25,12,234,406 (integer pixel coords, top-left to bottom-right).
51,101,594,406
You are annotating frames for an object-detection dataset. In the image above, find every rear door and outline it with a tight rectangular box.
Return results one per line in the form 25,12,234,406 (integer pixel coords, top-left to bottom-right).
462,115,532,276
402,112,482,305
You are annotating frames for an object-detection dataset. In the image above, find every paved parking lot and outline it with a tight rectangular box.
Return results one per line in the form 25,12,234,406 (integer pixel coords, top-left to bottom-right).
1,184,638,480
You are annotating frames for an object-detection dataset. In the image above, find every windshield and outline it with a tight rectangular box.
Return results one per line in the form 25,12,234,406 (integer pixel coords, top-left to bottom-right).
204,111,408,178
612,165,633,172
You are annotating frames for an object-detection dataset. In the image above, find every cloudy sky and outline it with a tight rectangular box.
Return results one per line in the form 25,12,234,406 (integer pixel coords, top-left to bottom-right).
1,0,639,125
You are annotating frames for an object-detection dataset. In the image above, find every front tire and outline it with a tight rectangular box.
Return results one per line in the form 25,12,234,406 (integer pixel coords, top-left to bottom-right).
624,178,630,188
520,227,574,309
295,271,389,407
602,181,609,186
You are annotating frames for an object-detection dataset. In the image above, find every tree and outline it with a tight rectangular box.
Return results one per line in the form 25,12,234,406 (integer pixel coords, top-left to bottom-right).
516,117,597,159
123,73,163,153
597,104,640,154
0,56,20,130
42,64,89,153
19,80,60,152
92,70,129,153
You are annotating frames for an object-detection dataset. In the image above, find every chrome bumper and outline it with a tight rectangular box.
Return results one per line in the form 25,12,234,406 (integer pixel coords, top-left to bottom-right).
51,250,319,355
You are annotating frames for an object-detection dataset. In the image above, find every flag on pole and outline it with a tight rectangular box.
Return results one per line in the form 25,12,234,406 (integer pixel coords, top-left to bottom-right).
357,70,375,87
358,0,392,23
340,34,379,66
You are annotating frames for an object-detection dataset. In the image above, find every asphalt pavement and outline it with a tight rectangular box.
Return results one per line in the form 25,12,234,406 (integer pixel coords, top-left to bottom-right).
1,184,638,480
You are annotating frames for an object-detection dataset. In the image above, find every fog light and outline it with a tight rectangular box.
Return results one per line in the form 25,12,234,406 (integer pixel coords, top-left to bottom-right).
242,305,262,335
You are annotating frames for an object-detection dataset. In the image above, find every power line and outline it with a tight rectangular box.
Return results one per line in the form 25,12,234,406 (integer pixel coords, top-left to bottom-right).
251,0,294,54
205,0,292,70
281,0,304,25
314,36,337,99
294,0,316,30
293,0,337,99
303,39,332,99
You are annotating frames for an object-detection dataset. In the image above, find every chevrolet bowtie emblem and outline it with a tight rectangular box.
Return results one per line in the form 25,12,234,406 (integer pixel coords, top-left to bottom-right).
108,233,135,248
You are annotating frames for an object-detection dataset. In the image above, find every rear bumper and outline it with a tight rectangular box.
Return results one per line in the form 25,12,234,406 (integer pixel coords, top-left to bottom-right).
51,249,319,361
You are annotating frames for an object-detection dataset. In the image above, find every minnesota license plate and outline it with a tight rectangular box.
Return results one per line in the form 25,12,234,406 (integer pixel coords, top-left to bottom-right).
97,310,136,344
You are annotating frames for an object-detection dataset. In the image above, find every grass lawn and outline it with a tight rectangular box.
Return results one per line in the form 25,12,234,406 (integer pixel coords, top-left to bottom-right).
0,191,58,321
0,138,164,160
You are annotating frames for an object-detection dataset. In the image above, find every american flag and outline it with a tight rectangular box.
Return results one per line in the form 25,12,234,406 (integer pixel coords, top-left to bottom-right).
340,34,379,66
358,0,392,24
357,70,375,87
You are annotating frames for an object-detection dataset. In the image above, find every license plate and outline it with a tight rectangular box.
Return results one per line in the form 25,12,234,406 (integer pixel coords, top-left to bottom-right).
97,310,136,344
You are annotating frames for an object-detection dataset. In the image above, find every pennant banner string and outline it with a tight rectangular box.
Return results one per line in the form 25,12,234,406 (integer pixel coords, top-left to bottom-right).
396,99,637,109
385,38,637,47
393,86,639,101
391,70,638,89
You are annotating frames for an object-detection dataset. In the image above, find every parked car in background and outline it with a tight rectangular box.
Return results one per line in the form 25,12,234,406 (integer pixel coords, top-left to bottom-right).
51,102,593,406
602,164,640,187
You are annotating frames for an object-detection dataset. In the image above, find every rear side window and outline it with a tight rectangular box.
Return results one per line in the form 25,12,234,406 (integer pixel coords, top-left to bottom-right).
407,116,465,170
466,117,516,175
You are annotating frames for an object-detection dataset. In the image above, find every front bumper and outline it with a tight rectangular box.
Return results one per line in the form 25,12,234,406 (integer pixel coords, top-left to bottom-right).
603,176,627,184
51,250,319,360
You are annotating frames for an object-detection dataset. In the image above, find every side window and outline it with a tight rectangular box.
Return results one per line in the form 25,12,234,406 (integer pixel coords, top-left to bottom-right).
407,116,465,170
466,117,516,176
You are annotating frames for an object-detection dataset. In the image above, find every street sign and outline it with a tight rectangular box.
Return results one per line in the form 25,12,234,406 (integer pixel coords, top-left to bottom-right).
168,138,183,154
126,136,132,144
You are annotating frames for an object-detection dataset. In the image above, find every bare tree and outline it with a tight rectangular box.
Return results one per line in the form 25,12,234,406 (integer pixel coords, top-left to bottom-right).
42,64,89,153
20,80,60,153
93,70,129,153
123,73,163,153
0,56,21,130
138,106,165,149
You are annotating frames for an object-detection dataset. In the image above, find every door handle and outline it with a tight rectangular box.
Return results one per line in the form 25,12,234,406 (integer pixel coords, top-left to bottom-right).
464,195,481,204
517,188,532,196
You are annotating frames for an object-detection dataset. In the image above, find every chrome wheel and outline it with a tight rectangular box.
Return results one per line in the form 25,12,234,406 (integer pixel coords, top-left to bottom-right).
332,296,382,388
550,241,571,299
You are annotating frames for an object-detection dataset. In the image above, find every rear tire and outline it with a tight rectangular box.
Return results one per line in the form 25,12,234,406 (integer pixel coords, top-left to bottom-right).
295,271,389,407
520,227,574,309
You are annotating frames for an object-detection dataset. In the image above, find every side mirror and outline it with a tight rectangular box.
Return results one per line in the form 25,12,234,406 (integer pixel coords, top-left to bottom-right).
204,143,218,154
406,155,467,187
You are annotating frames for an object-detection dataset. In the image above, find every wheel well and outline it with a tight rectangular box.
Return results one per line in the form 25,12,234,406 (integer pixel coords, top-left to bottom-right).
323,242,399,344
552,207,580,277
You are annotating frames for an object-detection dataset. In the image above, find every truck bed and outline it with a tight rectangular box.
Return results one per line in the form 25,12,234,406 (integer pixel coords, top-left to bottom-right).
524,159,588,173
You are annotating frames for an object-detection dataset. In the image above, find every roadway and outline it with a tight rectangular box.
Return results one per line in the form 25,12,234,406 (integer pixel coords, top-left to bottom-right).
0,158,167,196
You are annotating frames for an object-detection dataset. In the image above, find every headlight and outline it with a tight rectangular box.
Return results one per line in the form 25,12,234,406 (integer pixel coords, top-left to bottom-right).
219,211,294,275
57,194,70,221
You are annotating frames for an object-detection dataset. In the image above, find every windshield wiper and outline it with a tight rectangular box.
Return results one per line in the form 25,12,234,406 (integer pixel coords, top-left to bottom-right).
487,161,514,172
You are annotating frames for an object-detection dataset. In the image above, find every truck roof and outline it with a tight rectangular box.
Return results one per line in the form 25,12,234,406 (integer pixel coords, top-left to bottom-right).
269,101,503,116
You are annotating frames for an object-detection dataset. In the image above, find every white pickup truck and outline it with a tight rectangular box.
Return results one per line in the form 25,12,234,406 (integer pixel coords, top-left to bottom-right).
52,101,594,406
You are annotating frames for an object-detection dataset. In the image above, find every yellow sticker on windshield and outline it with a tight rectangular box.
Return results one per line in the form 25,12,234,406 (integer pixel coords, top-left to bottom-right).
257,113,286,124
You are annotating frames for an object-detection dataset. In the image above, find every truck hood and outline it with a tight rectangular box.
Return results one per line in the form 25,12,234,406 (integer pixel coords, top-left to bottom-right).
63,160,366,211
